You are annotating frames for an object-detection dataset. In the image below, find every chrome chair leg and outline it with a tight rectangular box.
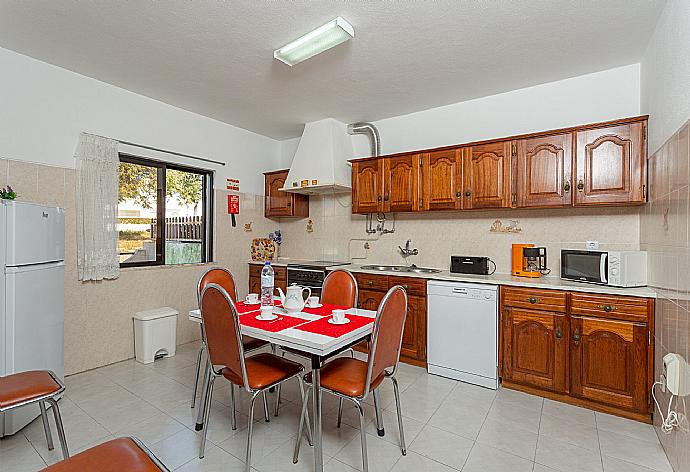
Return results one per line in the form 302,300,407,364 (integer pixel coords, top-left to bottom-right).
274,384,282,416
337,398,344,428
262,391,270,422
195,362,212,431
297,376,313,446
391,375,406,455
191,343,205,408
354,398,369,472
293,384,310,464
198,375,216,459
246,392,261,472
373,389,385,436
46,398,69,459
39,401,54,451
230,384,237,430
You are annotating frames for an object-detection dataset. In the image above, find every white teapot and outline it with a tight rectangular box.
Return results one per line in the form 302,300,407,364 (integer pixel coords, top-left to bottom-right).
276,284,312,314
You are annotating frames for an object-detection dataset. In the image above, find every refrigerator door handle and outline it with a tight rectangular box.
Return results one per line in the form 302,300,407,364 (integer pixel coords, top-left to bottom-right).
5,261,65,273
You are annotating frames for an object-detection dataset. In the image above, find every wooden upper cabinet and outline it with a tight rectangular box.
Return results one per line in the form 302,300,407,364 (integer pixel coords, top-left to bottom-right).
570,316,648,413
421,149,463,211
463,142,511,209
516,133,573,208
383,154,420,212
575,122,646,205
264,170,309,218
502,307,568,393
352,159,383,214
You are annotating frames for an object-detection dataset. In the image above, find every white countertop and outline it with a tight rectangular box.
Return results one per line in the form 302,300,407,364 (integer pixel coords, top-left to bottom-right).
332,264,657,299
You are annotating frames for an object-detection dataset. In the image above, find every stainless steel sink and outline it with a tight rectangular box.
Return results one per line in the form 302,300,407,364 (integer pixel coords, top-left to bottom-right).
360,264,442,274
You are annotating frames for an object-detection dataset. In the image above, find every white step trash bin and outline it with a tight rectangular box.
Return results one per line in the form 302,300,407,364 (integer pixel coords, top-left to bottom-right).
133,307,179,364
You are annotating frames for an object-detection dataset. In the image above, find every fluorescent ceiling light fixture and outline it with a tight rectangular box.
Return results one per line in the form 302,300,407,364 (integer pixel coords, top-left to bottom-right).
274,17,354,66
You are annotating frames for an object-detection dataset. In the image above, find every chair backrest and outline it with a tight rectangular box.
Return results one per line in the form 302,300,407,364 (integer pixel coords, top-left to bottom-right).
199,284,247,387
321,269,358,307
365,285,408,395
197,267,237,307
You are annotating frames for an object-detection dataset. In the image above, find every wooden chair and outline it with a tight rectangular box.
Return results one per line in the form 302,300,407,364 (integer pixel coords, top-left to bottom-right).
41,437,168,471
192,267,270,425
293,285,408,472
197,283,312,471
0,370,69,459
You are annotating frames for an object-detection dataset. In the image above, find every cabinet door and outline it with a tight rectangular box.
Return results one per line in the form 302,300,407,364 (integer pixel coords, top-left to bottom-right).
517,134,572,207
352,160,383,214
421,149,462,211
383,155,420,212
503,308,568,393
265,171,293,217
400,295,426,362
359,289,385,312
570,316,648,412
248,276,261,295
575,122,646,205
463,142,511,209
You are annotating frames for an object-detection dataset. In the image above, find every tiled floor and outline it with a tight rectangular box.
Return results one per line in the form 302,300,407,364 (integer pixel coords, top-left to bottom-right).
0,341,673,472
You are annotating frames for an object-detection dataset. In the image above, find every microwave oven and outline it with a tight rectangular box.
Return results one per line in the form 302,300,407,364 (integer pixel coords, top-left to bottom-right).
560,250,647,287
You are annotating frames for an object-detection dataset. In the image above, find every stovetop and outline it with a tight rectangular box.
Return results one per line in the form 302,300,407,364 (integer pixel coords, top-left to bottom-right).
287,260,349,270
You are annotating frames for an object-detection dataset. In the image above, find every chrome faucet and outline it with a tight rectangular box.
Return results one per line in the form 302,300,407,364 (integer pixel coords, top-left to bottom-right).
398,239,419,257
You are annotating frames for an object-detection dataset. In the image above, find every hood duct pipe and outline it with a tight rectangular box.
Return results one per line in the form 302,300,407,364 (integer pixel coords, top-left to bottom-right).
347,122,380,157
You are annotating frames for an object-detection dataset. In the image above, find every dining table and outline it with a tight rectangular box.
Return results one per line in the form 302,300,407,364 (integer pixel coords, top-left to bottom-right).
188,300,377,472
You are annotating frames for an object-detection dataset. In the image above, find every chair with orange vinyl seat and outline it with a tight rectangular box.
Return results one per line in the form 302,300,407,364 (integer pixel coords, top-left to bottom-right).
197,283,312,471
41,437,168,471
0,370,69,459
192,267,271,426
293,285,408,472
274,269,359,417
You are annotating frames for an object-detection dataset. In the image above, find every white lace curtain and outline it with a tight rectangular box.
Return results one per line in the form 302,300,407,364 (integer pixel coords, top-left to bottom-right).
75,132,120,281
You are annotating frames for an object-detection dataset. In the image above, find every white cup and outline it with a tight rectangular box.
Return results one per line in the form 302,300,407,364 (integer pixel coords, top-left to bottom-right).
245,293,259,304
307,296,320,307
259,305,273,319
331,309,346,323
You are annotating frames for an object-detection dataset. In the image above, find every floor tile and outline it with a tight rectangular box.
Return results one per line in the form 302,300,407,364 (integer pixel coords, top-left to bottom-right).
218,422,292,462
603,455,661,472
542,399,596,428
176,443,247,471
111,410,186,446
535,435,603,472
409,424,474,469
484,399,542,433
325,458,360,471
595,412,661,444
253,438,332,472
335,431,405,472
476,415,538,460
365,407,424,448
598,430,672,472
389,450,457,472
539,412,600,451
0,439,47,471
462,443,534,472
150,427,205,470
427,397,490,440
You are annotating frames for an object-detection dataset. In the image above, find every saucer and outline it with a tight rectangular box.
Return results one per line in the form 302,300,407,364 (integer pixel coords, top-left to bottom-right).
328,318,350,325
243,300,261,306
306,303,323,308
256,313,278,321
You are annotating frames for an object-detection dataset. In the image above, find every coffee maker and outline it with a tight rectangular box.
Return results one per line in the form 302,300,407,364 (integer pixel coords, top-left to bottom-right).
512,244,548,278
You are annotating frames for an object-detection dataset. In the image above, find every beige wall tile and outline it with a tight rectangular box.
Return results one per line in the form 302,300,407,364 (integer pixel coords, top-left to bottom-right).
37,165,66,206
7,159,38,202
0,158,8,187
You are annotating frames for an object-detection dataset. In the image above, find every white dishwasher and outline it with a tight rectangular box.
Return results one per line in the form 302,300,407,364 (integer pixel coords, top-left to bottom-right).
427,280,499,389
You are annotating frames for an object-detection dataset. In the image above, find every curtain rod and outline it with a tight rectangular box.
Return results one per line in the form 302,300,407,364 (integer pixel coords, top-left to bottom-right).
89,133,226,166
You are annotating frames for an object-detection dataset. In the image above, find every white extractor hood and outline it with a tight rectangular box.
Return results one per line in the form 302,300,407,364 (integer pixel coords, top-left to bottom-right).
281,118,354,195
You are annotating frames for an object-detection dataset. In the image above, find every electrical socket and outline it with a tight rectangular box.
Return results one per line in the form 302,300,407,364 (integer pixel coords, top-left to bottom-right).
586,240,599,250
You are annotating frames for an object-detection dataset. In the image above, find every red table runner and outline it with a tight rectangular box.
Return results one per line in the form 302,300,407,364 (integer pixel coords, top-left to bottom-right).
239,312,307,332
301,303,350,317
293,314,373,337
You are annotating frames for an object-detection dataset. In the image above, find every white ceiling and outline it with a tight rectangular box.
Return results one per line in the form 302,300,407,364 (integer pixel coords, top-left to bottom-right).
0,1,665,139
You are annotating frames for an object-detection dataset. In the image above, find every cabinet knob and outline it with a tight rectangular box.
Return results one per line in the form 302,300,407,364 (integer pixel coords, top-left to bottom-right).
572,329,581,345
577,179,584,192
598,304,616,312
564,181,571,193
368,280,374,286
377,195,382,202
286,201,291,207
465,190,472,197
555,327,563,339
527,297,540,304
384,194,390,202
456,191,461,198
402,284,410,290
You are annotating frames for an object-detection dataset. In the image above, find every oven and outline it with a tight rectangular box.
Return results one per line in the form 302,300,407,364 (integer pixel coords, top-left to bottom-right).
286,261,349,297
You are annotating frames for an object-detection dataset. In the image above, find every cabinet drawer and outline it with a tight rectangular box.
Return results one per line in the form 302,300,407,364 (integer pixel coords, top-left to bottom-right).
355,273,389,291
502,286,566,313
570,293,650,322
249,264,286,280
390,276,426,296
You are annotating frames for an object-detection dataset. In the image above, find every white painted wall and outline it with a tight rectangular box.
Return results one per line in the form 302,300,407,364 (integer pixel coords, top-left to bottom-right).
641,0,690,154
279,64,641,166
0,47,280,194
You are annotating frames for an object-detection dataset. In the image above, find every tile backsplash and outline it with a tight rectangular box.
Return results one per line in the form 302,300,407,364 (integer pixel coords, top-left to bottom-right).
640,119,690,472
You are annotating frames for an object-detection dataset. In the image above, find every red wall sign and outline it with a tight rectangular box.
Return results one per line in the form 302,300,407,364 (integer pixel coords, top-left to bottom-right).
228,194,240,214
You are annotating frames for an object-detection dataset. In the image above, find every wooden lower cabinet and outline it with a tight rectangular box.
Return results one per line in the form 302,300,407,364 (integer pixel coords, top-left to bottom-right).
355,273,427,367
502,308,568,393
248,264,286,296
500,286,654,422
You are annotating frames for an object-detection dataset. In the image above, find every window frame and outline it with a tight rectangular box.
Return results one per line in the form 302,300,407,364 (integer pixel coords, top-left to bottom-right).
118,153,214,268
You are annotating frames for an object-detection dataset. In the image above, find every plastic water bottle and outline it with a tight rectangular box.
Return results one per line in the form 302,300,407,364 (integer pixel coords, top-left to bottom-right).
260,262,274,308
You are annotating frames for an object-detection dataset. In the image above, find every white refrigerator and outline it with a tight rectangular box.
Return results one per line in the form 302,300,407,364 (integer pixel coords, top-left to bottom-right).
1,201,65,436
